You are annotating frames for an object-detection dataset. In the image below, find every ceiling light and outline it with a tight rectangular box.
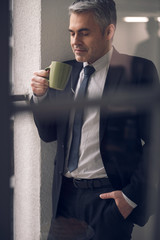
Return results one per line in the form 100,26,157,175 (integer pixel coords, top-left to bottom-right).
157,17,160,22
123,17,149,23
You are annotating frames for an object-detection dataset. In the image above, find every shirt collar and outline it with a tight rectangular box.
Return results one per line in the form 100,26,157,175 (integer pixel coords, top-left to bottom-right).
83,47,113,72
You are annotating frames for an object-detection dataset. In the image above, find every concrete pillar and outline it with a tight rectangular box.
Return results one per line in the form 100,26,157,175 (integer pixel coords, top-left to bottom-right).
13,0,41,239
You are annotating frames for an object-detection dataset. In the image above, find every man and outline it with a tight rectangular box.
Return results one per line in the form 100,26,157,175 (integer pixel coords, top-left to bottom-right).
31,0,159,239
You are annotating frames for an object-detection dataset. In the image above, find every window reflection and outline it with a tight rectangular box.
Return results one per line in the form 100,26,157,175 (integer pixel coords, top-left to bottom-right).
135,17,160,77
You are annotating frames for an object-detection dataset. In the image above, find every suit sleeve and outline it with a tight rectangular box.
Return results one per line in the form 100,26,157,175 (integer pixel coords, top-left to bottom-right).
31,88,58,143
122,59,159,205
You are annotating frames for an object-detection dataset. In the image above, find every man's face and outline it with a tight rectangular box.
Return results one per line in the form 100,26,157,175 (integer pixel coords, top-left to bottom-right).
69,12,112,64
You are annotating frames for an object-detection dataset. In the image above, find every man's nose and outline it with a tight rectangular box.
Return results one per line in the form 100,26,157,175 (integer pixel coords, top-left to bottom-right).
72,34,81,45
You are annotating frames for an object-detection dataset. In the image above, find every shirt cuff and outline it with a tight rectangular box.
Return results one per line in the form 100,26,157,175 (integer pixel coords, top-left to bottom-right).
122,193,137,208
32,91,48,103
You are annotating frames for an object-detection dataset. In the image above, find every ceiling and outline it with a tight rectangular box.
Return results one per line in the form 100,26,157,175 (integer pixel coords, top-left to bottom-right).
115,0,160,16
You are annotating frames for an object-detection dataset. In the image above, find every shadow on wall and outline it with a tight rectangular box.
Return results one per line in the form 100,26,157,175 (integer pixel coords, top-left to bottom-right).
135,17,160,77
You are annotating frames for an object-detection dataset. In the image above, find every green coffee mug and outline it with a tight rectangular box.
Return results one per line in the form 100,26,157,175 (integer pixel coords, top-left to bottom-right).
46,61,72,90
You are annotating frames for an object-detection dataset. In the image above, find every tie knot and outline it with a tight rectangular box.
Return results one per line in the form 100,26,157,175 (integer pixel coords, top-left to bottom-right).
84,65,95,77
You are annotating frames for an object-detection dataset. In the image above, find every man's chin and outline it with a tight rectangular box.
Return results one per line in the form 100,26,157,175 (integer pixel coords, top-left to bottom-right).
75,55,87,63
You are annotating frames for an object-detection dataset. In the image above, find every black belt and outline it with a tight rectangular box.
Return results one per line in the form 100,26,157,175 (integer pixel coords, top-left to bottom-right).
63,176,112,189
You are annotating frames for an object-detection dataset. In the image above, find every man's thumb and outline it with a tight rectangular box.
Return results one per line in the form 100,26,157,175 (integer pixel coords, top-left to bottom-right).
99,192,114,199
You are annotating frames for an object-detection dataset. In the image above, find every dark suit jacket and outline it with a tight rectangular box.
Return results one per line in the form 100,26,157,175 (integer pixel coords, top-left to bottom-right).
32,48,159,226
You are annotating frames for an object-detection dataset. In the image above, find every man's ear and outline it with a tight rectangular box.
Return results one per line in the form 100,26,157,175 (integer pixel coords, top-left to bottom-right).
105,24,116,40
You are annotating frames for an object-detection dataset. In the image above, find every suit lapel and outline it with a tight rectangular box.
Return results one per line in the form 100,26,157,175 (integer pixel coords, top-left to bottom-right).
100,49,125,142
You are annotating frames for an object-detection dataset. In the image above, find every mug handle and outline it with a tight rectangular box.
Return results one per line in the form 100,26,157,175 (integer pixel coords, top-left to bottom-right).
45,64,51,71
44,65,52,80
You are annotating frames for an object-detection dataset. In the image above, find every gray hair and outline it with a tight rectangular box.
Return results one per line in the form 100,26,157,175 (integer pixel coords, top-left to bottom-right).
69,0,117,34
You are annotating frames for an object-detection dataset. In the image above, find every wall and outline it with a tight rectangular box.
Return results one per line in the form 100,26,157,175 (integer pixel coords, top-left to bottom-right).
41,0,74,68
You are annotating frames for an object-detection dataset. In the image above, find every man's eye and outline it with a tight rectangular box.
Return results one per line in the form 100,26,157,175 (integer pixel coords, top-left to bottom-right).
69,31,75,36
81,32,89,36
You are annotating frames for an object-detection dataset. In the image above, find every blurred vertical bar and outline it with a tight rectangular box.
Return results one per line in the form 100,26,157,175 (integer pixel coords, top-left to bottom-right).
0,0,11,239
152,107,160,240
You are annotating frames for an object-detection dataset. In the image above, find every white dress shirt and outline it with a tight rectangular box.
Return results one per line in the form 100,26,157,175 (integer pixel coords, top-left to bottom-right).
65,48,113,179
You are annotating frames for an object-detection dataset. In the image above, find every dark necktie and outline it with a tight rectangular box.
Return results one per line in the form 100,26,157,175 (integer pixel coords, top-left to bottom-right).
68,65,95,172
